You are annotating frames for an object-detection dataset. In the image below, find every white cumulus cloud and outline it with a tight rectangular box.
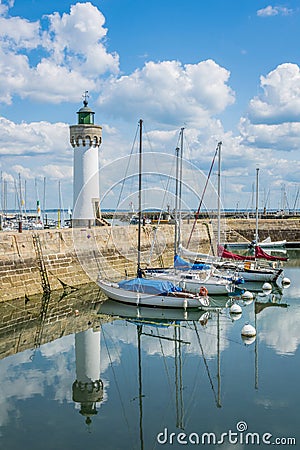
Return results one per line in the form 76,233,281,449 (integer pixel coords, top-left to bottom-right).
257,6,293,17
0,117,69,156
0,2,119,104
239,63,300,157
248,63,300,124
44,2,119,75
98,59,235,127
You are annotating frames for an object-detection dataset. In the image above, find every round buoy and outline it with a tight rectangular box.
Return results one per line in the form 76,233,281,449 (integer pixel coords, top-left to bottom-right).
241,290,253,300
199,296,210,308
230,303,242,314
242,335,256,345
241,322,256,337
262,282,272,291
282,277,291,286
199,311,210,326
243,295,254,305
230,312,242,321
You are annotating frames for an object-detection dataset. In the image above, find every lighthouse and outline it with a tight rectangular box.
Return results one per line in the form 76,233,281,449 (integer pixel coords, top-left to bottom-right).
70,92,102,227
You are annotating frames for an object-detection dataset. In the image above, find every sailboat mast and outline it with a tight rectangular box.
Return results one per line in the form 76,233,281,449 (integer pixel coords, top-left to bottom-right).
174,146,180,256
217,141,222,249
178,128,184,253
175,128,184,257
137,119,143,276
255,167,259,243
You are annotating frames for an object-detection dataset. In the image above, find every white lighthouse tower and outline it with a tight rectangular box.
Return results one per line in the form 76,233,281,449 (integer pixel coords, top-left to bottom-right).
70,92,102,227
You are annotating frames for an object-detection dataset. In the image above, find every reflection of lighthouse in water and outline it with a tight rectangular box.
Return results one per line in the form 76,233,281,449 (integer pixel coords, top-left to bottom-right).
72,328,103,425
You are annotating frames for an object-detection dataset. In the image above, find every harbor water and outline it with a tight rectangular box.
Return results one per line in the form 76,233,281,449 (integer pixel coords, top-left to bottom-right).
0,250,300,449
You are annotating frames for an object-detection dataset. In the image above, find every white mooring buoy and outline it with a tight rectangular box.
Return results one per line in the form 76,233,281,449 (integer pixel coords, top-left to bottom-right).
241,290,253,300
241,322,256,337
262,282,272,291
242,335,256,345
282,277,291,287
230,303,242,314
241,323,257,345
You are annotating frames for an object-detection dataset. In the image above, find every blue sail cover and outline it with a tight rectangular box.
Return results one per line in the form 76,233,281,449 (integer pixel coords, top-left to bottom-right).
174,254,211,271
118,278,182,294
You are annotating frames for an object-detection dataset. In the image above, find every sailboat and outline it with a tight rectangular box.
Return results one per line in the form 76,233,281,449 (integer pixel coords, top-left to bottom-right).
98,120,210,309
180,148,287,287
247,169,286,249
143,133,241,296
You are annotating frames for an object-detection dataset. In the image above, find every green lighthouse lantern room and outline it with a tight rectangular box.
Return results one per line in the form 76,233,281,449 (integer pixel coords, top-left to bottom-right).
77,91,95,125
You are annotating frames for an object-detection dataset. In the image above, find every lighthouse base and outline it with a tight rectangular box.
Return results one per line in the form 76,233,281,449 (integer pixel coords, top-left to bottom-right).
72,218,96,228
72,218,110,228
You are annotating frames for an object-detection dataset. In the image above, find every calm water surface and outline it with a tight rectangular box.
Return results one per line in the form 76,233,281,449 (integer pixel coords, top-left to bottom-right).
1,251,300,450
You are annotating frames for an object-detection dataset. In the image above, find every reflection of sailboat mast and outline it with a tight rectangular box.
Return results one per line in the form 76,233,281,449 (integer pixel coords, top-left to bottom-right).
137,325,144,450
255,302,258,390
217,311,221,408
194,313,222,408
175,325,184,429
137,320,190,443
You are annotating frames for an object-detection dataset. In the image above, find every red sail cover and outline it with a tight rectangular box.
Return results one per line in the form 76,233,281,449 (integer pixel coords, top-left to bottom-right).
218,245,288,261
217,245,255,260
255,245,288,261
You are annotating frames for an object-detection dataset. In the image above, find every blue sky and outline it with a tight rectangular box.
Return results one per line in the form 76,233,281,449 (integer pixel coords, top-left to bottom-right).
0,0,300,212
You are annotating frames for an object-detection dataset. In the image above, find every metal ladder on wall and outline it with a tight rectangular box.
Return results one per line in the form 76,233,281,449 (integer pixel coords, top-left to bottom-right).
32,233,51,349
32,233,51,294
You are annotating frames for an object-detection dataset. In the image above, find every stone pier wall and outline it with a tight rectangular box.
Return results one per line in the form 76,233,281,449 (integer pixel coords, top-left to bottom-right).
225,218,300,243
0,222,212,302
0,218,299,302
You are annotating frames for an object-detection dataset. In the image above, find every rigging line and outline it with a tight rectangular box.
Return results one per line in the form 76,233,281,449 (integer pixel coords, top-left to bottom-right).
199,320,244,347
143,124,177,194
181,349,205,429
293,186,300,212
145,132,182,265
147,158,176,265
143,124,182,195
177,321,208,428
101,325,134,442
186,144,219,248
115,123,139,212
193,322,219,407
157,329,173,395
14,178,22,216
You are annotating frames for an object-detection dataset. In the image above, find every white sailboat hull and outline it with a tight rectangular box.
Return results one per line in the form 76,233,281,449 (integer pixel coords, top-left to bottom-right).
98,279,209,309
145,271,233,295
182,278,231,295
239,268,282,283
259,239,286,249
217,264,284,285
179,247,284,284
